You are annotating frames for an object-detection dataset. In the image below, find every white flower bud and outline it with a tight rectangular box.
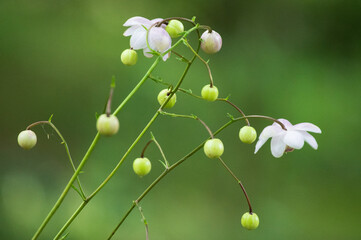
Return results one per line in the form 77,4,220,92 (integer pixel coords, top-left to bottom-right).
18,130,37,150
200,30,222,54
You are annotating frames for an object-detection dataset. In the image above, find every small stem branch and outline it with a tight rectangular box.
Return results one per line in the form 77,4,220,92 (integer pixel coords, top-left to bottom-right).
171,50,190,63
159,111,213,138
141,140,153,158
195,117,214,138
217,157,253,213
151,132,169,168
27,121,86,199
184,39,214,87
135,201,149,240
217,99,250,126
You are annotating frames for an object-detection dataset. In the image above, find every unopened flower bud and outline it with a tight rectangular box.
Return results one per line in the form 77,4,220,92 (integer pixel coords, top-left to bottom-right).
121,49,138,66
18,130,37,150
201,84,219,101
200,30,222,54
96,114,119,136
241,212,259,230
166,20,184,38
239,126,257,144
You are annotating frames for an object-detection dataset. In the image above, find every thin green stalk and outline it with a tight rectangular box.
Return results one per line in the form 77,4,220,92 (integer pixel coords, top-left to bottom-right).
33,56,162,240
53,39,201,238
107,114,286,238
27,121,86,199
32,133,100,240
53,201,87,240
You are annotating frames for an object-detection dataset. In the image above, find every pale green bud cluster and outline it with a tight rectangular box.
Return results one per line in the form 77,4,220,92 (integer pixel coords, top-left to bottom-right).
204,138,224,158
165,20,184,38
241,212,259,230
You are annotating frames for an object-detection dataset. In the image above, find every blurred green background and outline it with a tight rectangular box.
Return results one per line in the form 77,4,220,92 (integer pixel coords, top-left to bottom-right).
1,0,361,239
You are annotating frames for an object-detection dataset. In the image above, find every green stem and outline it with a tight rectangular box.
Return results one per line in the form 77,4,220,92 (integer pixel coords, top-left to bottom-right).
53,37,201,238
184,39,214,87
107,114,286,238
53,201,87,240
27,121,86,199
217,157,253,213
150,132,169,168
32,133,100,240
33,56,162,240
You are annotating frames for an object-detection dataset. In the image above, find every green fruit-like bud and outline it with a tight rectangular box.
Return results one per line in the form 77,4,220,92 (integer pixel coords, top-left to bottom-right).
165,20,184,38
18,130,37,150
241,212,259,230
239,126,257,144
201,84,219,101
204,138,224,158
96,114,119,136
121,49,138,66
157,89,177,108
133,157,151,177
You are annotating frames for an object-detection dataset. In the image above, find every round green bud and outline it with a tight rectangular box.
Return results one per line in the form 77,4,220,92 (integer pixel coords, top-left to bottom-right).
204,138,224,158
241,212,259,230
18,130,37,150
239,126,257,144
165,20,184,38
201,84,219,101
121,49,138,66
96,114,119,136
133,157,151,177
157,89,177,108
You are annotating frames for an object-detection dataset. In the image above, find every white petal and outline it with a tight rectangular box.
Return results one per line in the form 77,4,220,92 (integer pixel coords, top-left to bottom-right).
254,139,266,154
143,47,153,58
283,131,305,149
274,118,294,130
123,26,139,37
150,18,163,25
300,132,318,150
123,16,151,27
162,52,171,61
130,28,147,50
271,135,287,158
293,122,321,133
148,27,171,52
254,125,282,154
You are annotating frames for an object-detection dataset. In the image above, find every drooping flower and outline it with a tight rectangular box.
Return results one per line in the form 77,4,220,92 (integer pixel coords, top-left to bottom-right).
254,119,321,158
123,16,171,61
200,30,222,54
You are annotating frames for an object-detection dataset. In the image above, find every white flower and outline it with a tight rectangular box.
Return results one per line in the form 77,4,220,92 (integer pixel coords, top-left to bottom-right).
254,119,321,158
123,16,171,61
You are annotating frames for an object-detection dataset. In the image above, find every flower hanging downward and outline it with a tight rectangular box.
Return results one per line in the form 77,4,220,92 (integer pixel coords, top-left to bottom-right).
123,16,171,61
254,119,321,158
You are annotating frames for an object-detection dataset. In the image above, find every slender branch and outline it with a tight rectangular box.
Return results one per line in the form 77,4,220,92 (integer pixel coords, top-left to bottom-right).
171,50,190,63
183,39,214,87
150,132,169,168
33,56,162,240
217,157,253,213
159,111,214,138
108,114,287,238
135,201,149,240
53,201,87,240
53,26,202,239
27,121,86,199
140,140,153,158
149,75,203,100
217,99,250,126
